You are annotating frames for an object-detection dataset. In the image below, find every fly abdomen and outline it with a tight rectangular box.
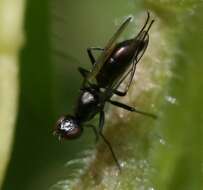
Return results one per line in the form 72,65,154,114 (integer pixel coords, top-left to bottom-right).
96,39,137,88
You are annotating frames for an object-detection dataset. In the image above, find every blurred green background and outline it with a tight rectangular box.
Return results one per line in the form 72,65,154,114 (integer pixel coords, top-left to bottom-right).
1,0,203,190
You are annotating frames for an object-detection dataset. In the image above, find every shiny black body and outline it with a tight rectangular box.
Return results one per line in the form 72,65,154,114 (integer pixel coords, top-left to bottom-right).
54,12,156,170
74,87,102,122
96,39,144,87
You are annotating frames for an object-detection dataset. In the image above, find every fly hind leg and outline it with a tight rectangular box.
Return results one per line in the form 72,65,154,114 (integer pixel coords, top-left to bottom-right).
112,32,149,97
111,55,137,97
98,110,121,171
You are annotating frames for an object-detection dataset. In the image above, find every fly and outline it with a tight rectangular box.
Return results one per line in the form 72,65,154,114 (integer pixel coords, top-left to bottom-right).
54,12,156,171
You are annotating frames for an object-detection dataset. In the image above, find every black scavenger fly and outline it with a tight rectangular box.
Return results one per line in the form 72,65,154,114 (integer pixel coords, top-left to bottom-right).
54,12,156,170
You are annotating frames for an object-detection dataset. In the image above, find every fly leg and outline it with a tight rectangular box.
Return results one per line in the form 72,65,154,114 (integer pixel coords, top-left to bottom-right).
108,99,157,119
87,47,104,65
111,31,150,97
108,61,136,97
110,52,138,97
99,110,121,171
78,67,89,78
86,124,99,142
78,47,104,78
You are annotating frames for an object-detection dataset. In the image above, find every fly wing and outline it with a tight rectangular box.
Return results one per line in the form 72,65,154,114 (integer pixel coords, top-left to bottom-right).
86,17,132,84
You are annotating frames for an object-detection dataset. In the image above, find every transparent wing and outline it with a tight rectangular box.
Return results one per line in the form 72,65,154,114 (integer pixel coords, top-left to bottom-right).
86,16,132,83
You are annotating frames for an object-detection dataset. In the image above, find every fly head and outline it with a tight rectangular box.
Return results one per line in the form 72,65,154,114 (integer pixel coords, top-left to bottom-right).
54,115,83,140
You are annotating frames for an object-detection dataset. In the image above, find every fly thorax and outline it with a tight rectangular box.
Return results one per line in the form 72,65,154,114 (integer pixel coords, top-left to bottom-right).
81,91,95,104
75,88,101,122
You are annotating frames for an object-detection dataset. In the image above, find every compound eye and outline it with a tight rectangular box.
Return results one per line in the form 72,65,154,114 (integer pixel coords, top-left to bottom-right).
55,115,83,140
61,119,82,139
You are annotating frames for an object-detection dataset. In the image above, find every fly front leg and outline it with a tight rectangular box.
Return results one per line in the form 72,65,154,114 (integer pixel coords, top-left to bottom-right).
87,47,104,65
85,110,106,143
86,124,99,143
108,99,157,119
98,110,121,171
